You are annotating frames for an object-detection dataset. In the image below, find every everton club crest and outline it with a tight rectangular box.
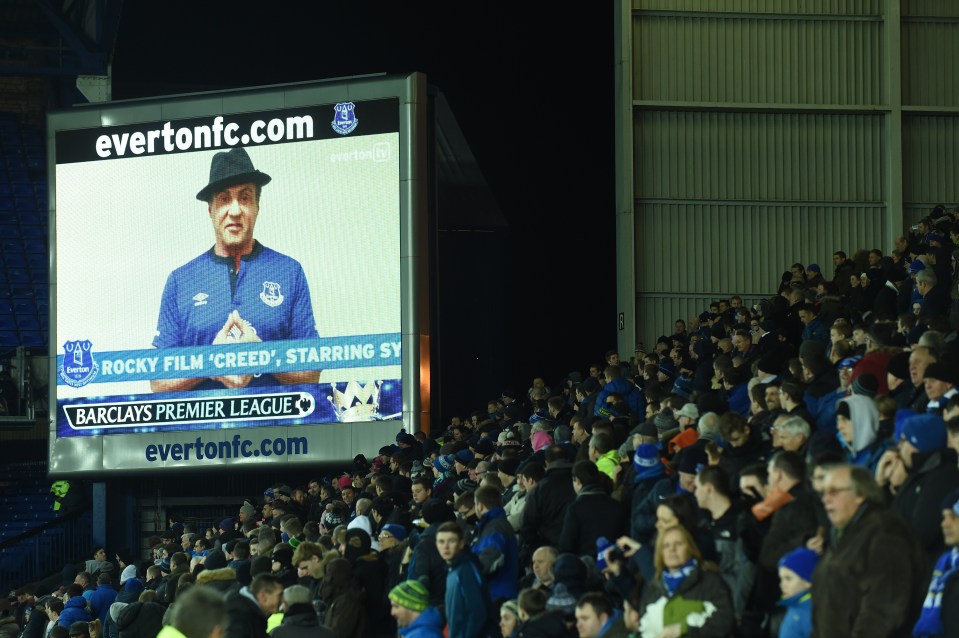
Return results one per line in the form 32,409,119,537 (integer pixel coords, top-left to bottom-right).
331,102,358,135
260,281,284,307
58,340,99,388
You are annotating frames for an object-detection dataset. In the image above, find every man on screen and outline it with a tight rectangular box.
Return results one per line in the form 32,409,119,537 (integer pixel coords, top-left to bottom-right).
151,146,320,392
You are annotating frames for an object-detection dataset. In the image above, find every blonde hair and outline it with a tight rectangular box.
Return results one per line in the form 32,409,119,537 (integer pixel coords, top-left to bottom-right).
652,524,702,581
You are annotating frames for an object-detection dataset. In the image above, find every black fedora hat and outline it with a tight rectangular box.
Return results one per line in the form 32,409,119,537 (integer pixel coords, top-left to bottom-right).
196,147,272,202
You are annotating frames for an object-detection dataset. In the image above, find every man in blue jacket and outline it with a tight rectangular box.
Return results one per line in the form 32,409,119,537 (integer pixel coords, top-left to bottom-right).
436,522,488,638
594,365,645,420
87,573,118,625
58,584,92,629
470,485,519,603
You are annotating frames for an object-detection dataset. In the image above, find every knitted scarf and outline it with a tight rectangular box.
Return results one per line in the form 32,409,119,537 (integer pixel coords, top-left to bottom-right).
662,558,698,597
914,548,959,637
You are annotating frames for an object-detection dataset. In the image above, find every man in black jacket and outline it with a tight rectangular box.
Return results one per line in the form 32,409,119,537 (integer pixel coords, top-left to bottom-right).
520,446,575,556
225,574,283,638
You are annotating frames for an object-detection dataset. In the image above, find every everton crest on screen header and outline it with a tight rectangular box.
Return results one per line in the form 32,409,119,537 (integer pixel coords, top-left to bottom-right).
58,340,99,388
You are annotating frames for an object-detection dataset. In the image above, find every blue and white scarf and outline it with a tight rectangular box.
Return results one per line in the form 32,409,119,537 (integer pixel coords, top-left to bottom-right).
662,558,698,597
914,548,959,637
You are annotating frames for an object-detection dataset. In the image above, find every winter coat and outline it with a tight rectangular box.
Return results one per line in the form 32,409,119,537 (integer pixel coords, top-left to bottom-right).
225,589,268,638
88,583,119,625
398,607,445,638
638,564,736,638
778,591,812,638
516,610,575,638
471,506,519,601
891,448,959,565
445,551,489,638
320,559,367,638
0,618,18,638
595,378,645,420
195,566,237,592
19,606,47,638
559,486,626,558
803,369,840,435
812,503,926,638
58,595,93,628
521,462,575,549
707,503,756,616
759,483,820,573
408,524,449,608
116,602,165,638
630,474,673,543
269,604,334,638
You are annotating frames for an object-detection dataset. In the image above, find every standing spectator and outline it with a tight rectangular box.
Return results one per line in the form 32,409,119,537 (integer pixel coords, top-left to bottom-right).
436,522,489,638
58,585,92,630
388,581,444,638
812,465,925,637
471,486,519,603
636,525,735,638
224,574,283,638
88,574,118,625
776,549,818,638
269,585,333,638
157,586,227,638
521,446,575,554
913,490,959,637
408,500,456,609
559,461,625,558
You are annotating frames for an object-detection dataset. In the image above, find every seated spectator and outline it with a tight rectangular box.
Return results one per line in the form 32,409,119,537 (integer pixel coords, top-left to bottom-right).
913,490,959,637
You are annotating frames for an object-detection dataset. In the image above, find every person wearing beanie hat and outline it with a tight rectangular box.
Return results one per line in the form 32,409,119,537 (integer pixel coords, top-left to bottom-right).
850,373,879,398
388,580,444,636
238,503,257,526
913,488,959,637
630,444,672,542
923,362,959,414
777,548,818,638
883,413,959,561
887,350,914,409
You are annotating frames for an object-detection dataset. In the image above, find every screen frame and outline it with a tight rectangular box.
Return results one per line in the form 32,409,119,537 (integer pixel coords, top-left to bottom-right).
46,73,428,477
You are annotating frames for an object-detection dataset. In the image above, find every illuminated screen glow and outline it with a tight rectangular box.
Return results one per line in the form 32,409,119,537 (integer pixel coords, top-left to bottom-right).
51,97,404,473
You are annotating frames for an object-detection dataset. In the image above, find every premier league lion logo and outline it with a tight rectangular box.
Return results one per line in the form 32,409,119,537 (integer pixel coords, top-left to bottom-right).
331,102,358,135
58,340,99,388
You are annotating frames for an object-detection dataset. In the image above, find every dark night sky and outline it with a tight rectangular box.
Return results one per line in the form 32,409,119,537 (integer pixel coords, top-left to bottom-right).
110,3,617,407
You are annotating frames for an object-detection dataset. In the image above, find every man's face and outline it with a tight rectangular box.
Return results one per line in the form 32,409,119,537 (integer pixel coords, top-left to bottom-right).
340,488,355,506
868,252,880,267
575,604,607,638
181,536,192,550
531,548,555,583
435,531,462,562
725,427,749,448
391,601,416,627
910,350,935,386
924,378,953,401
896,236,908,253
256,587,283,615
942,509,959,547
209,182,259,255
675,320,686,333
411,483,430,504
821,468,864,529
916,279,932,298
798,310,813,326
833,254,842,266
297,557,320,579
308,482,320,497
765,386,781,411
731,334,750,353
692,477,709,508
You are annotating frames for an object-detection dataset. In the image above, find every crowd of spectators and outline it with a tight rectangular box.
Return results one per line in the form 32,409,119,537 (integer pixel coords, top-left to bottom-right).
7,209,959,638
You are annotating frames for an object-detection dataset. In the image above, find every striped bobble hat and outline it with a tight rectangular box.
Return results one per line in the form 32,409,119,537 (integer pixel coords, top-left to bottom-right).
388,580,429,612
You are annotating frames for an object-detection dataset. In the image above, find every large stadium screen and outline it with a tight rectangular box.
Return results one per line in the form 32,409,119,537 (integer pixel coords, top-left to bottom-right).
49,81,416,475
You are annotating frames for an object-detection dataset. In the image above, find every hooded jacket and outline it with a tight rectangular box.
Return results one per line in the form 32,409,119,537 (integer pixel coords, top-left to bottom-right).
58,595,93,628
837,395,890,473
471,506,519,601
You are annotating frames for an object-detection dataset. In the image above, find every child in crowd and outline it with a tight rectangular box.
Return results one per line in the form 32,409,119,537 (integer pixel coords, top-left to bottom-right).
777,548,818,638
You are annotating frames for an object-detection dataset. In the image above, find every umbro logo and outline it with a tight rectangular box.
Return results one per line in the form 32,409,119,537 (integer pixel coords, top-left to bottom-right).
193,293,209,307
